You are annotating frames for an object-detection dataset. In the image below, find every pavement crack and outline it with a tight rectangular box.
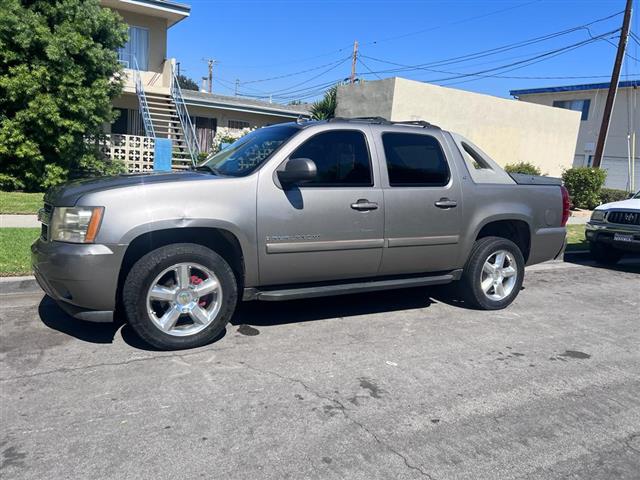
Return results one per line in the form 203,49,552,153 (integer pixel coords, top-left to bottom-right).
241,362,436,479
0,351,210,382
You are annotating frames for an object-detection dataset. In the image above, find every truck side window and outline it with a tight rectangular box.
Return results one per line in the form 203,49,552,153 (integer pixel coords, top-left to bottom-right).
382,133,450,187
290,130,373,186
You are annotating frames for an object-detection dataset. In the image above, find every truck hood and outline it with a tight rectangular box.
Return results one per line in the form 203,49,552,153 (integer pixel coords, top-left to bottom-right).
596,198,640,211
44,171,217,206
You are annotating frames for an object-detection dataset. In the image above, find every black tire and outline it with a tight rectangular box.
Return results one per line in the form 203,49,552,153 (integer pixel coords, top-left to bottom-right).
589,241,622,265
123,243,237,350
460,236,525,310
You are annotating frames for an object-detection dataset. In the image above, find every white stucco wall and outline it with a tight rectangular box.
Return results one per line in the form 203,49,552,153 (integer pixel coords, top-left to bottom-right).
515,87,638,191
336,77,581,178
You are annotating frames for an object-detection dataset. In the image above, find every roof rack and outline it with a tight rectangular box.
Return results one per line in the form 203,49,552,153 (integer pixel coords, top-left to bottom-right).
328,117,440,129
328,116,389,124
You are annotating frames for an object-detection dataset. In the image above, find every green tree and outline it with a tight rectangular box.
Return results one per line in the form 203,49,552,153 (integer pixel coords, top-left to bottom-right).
0,0,128,191
310,85,337,120
176,73,199,91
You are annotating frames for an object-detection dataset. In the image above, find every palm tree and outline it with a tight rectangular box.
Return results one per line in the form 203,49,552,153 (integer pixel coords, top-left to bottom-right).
310,86,337,120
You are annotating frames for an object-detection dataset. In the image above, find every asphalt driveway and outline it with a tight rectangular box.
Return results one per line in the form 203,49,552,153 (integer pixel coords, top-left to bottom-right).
1,256,639,479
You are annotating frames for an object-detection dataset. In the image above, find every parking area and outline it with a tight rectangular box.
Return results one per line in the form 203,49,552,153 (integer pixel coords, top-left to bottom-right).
1,256,639,480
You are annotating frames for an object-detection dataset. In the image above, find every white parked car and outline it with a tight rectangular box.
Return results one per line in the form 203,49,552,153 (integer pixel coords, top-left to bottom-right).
586,191,640,264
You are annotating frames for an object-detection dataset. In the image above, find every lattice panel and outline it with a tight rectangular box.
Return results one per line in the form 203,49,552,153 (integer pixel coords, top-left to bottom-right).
100,134,155,173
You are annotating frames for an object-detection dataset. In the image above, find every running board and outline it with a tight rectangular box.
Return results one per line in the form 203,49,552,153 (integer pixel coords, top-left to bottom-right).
243,270,462,301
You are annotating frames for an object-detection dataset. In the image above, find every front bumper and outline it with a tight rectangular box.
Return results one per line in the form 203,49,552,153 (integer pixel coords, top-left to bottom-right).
31,238,126,322
585,222,640,252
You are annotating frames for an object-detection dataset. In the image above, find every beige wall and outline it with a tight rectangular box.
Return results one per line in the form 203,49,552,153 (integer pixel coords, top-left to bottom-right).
336,77,581,178
515,87,639,190
108,8,171,90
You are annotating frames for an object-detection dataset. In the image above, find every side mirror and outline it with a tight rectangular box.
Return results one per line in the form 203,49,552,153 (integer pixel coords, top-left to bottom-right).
277,158,317,186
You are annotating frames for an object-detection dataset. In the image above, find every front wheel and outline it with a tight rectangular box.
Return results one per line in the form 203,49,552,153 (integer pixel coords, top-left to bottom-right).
461,236,525,310
123,243,238,350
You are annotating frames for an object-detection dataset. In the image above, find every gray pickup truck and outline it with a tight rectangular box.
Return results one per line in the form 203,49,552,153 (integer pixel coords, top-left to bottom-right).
33,118,569,350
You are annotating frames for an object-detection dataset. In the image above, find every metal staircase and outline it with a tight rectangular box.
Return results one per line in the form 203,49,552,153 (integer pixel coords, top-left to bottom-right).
132,59,200,169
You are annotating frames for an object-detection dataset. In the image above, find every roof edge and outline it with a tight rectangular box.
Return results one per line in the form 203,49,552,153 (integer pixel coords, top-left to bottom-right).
510,80,640,96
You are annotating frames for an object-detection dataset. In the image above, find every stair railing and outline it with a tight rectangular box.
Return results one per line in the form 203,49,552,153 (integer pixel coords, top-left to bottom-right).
132,56,156,138
170,66,200,166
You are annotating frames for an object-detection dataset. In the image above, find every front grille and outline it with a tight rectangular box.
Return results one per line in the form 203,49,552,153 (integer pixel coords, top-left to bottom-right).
39,203,53,240
607,210,640,226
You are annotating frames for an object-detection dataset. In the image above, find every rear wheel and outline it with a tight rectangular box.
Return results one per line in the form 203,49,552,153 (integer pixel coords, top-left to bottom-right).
589,241,622,265
123,243,237,350
461,236,525,310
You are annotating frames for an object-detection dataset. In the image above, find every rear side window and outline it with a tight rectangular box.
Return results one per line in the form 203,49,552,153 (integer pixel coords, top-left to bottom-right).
290,130,372,186
382,133,450,186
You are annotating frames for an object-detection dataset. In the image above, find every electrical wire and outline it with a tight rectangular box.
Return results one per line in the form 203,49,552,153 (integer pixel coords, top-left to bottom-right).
356,11,625,76
357,29,618,84
359,0,544,47
357,57,382,80
240,58,351,85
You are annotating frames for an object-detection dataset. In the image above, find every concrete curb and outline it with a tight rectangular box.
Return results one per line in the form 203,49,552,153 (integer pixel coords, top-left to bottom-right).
0,275,42,295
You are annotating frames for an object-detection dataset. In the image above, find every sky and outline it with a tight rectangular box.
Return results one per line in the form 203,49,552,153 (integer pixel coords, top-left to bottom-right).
167,0,640,103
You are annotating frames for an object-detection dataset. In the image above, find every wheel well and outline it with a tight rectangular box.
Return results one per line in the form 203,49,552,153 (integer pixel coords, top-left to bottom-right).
116,227,244,310
476,220,531,262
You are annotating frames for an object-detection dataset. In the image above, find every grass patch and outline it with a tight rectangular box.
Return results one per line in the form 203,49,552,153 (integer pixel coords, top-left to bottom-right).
0,191,44,214
565,224,587,251
0,228,39,276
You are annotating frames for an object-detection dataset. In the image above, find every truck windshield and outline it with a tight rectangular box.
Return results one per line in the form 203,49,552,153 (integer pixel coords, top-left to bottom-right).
198,125,300,177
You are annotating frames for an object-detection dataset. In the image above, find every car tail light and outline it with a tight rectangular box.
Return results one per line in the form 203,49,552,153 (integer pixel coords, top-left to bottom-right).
560,185,570,227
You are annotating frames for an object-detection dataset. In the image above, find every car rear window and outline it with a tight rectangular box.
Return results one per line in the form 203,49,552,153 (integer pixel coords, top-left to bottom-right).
382,133,450,187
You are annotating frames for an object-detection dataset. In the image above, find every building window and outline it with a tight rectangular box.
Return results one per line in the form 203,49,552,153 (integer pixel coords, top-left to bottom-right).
118,26,149,70
228,120,251,130
382,133,450,187
552,99,590,121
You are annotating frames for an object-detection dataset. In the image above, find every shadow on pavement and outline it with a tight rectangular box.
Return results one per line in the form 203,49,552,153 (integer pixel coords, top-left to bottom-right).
38,296,123,344
231,286,438,327
38,286,446,350
563,252,640,274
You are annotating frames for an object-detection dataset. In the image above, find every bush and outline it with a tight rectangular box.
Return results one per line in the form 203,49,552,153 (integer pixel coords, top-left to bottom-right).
562,167,607,209
600,187,630,204
504,162,542,176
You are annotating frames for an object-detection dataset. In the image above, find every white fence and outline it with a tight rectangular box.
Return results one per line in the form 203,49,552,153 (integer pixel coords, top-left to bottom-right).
98,134,155,173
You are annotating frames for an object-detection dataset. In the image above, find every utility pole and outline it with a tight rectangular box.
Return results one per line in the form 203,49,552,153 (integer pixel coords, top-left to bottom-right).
176,61,181,77
593,0,633,168
207,59,216,93
350,40,359,84
235,78,240,96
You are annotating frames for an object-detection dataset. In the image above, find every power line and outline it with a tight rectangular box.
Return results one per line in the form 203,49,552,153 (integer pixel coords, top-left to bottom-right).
357,11,625,77
359,0,544,47
357,57,383,80
239,58,350,85
359,29,619,82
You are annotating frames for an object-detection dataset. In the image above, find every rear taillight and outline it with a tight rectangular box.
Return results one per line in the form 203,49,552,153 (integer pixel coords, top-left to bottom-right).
560,185,570,226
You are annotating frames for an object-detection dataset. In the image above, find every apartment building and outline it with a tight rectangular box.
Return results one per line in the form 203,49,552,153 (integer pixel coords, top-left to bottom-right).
511,81,639,191
100,0,310,169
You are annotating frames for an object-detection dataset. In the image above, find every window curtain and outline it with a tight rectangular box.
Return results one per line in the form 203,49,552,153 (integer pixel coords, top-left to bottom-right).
118,26,149,70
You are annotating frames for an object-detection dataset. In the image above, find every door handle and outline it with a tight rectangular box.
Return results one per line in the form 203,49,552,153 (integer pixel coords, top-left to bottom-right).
434,198,457,209
351,199,378,211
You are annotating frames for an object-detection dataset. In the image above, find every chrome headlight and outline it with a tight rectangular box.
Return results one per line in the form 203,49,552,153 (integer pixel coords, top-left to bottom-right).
590,210,605,222
50,207,104,243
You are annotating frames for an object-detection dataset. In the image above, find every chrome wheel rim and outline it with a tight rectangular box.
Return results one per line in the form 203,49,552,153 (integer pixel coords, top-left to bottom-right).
481,250,517,301
146,262,222,337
